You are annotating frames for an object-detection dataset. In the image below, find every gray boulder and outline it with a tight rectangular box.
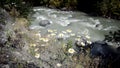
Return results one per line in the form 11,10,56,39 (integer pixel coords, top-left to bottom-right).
39,20,51,27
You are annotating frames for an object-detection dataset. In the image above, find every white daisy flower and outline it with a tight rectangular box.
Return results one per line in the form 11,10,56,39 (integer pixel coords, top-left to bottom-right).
70,33,75,36
62,31,67,34
35,33,41,37
87,41,92,44
68,48,76,54
34,48,39,52
50,33,56,36
58,33,64,38
85,35,90,39
43,38,49,42
39,38,44,41
81,42,85,46
66,29,72,33
30,44,36,47
75,38,81,41
47,29,53,33
56,63,62,67
35,53,40,58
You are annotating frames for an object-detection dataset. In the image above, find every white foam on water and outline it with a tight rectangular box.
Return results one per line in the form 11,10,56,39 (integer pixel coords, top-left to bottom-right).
103,26,118,31
36,16,47,20
29,25,43,30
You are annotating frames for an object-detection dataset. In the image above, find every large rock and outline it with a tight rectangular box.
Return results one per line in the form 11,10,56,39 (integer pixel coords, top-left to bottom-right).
39,20,51,27
90,41,118,58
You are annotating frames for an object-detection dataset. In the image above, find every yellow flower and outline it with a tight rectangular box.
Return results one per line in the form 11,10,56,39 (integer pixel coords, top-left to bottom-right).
68,48,76,54
81,42,85,46
66,29,72,33
35,53,40,58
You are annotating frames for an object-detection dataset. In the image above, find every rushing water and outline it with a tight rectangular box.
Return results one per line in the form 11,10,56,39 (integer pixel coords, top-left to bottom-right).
29,7,120,42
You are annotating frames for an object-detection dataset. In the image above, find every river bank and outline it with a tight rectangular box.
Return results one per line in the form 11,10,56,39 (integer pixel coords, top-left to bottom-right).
0,6,120,68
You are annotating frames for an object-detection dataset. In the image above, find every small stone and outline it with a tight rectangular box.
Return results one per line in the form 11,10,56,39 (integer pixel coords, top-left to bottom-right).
39,20,50,27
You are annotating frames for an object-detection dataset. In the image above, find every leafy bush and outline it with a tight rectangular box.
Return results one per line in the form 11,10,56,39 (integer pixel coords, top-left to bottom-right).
96,0,120,19
0,0,32,18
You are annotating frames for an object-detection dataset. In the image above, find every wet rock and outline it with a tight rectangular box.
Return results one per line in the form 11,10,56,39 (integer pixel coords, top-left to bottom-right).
39,20,51,27
88,41,120,68
90,41,117,58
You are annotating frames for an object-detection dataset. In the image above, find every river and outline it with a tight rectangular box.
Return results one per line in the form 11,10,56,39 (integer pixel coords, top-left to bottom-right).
29,7,120,42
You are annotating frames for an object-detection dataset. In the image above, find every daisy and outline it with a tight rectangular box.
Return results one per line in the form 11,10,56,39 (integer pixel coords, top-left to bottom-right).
81,42,85,46
35,53,40,58
66,29,72,33
68,48,76,54
87,41,92,44
56,63,62,67
30,44,36,47
85,35,90,39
